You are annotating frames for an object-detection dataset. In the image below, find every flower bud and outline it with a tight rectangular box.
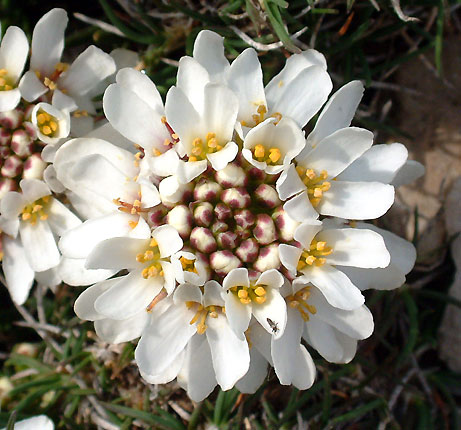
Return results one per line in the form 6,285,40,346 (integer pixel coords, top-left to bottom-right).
149,206,167,227
214,202,232,221
0,129,11,146
211,220,228,234
0,146,10,158
210,250,242,276
255,184,281,208
234,209,255,229
11,130,33,157
247,166,266,182
166,205,192,238
0,109,23,129
0,178,17,199
217,231,239,249
273,207,299,242
1,155,22,178
253,214,277,245
253,244,281,272
221,187,251,209
235,238,259,263
22,153,46,179
215,163,247,187
194,179,222,202
190,227,217,253
193,202,214,227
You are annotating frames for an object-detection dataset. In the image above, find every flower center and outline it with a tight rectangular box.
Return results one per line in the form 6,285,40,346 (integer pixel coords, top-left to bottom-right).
295,166,331,207
180,256,198,274
21,196,51,224
297,239,333,270
286,286,316,321
136,238,164,279
240,104,282,127
0,69,14,91
188,132,222,162
36,109,59,137
252,144,282,165
36,62,69,92
230,283,267,305
186,302,222,334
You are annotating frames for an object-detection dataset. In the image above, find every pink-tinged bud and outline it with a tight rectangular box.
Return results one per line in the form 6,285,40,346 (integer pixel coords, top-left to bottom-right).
190,227,217,253
214,202,232,221
149,206,167,227
253,244,280,272
11,130,33,157
0,146,10,158
211,220,228,234
166,205,192,238
0,129,11,145
234,209,255,229
273,207,299,242
247,166,266,182
253,214,277,245
1,155,22,178
194,180,222,202
193,202,214,227
210,250,242,276
0,109,23,129
23,122,38,140
215,163,248,187
221,187,251,209
0,178,17,199
236,238,259,263
22,154,46,179
217,231,239,250
255,184,281,208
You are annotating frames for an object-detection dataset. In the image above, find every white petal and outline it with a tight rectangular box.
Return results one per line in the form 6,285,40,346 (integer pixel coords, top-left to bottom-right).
153,224,183,258
317,228,390,268
223,267,249,290
338,264,405,291
19,221,60,272
203,280,225,307
59,45,116,96
235,346,267,394
0,88,21,111
227,48,266,123
85,122,135,153
35,267,61,288
31,8,68,77
278,244,302,276
13,415,54,430
51,89,77,112
276,163,306,200
160,261,176,295
293,220,323,248
46,198,81,236
317,181,395,220
94,270,163,320
252,287,287,339
0,26,28,82
0,191,26,219
337,143,408,183
0,216,19,237
305,317,345,363
306,80,364,147
256,269,284,289
270,66,332,128
206,314,250,390
224,292,251,338
74,278,116,320
392,160,425,187
176,159,208,184
298,127,374,178
20,178,51,203
2,235,34,305
193,30,229,81
95,310,150,344
142,348,185,385
148,148,180,177
138,179,160,208
283,191,319,222
207,141,238,171
18,71,47,102
174,283,202,304
271,307,316,389
58,257,116,286
299,265,364,310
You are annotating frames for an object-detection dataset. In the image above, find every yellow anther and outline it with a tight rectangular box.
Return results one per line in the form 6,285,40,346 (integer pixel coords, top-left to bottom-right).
189,156,197,162
44,77,57,90
238,289,249,299
268,148,281,163
305,169,316,180
22,213,31,221
40,214,48,221
149,238,158,247
296,166,331,206
136,253,145,263
305,255,316,265
254,296,266,304
37,113,47,124
55,62,69,72
153,148,162,156
254,144,265,159
286,286,316,321
144,250,154,260
298,239,333,272
171,133,179,140
133,199,141,208
207,138,217,148
271,112,282,124
206,132,216,140
0,69,7,76
316,241,326,251
50,121,58,132
128,220,138,229
254,286,266,297
0,78,5,86
42,126,51,135
20,196,51,225
161,116,167,124
315,258,326,266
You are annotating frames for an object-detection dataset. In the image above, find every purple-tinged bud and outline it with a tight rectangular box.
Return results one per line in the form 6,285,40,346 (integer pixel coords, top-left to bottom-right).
149,206,166,227
234,209,255,229
217,231,239,249
253,214,277,245
11,130,33,157
22,154,46,179
210,250,242,276
194,180,222,202
190,227,217,253
214,203,232,221
0,146,10,158
253,244,280,272
215,163,248,187
24,105,35,120
235,238,259,263
166,205,192,238
23,122,38,140
255,184,281,208
0,178,17,199
1,155,22,178
273,207,299,242
211,220,228,234
0,109,23,129
193,202,214,227
247,166,266,182
221,187,251,209
0,129,11,146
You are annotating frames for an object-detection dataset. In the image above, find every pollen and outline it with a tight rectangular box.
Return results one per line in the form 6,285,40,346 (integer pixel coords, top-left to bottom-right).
188,131,223,162
252,144,283,166
286,286,316,321
297,239,333,271
136,238,163,279
21,196,51,225
251,104,267,126
36,109,59,138
186,302,222,334
296,166,331,207
0,69,14,92
230,283,267,305
179,256,198,274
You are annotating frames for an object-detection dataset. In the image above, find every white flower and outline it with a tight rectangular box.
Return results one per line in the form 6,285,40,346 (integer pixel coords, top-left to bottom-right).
1,415,54,430
31,102,70,145
279,219,390,310
171,250,209,286
0,25,29,111
0,179,80,303
222,268,287,339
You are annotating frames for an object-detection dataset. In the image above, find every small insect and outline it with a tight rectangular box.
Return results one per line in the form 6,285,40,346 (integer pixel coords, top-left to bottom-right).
266,318,279,334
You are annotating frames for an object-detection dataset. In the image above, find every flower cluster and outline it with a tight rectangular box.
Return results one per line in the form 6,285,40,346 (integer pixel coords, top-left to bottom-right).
0,17,424,401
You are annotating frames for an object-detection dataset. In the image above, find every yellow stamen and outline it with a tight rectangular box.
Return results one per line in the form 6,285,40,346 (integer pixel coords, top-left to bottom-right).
296,166,331,207
297,239,333,271
286,286,317,321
